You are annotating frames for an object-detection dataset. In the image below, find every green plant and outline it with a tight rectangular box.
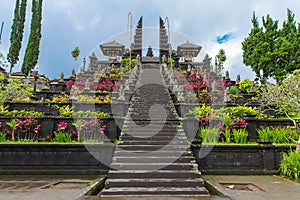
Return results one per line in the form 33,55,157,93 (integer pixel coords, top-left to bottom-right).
280,150,300,181
54,131,65,143
64,133,72,143
0,80,33,104
258,70,300,128
53,105,74,117
257,127,272,142
224,129,231,143
199,127,219,143
230,86,239,97
233,128,249,144
167,58,175,68
7,119,17,142
189,104,211,119
73,119,83,142
0,132,6,142
224,116,233,127
272,126,298,144
226,106,259,119
238,78,252,93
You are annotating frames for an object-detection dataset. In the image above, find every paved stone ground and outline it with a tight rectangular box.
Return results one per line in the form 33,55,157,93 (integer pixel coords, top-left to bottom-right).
0,175,299,200
203,175,300,200
0,175,99,200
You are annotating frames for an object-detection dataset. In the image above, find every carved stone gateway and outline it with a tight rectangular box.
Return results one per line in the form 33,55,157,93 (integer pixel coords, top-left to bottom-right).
159,17,170,63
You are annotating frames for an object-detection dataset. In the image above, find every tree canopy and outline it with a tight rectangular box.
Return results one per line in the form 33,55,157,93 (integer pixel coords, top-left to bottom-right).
7,0,27,74
216,49,226,73
242,9,300,83
22,0,43,76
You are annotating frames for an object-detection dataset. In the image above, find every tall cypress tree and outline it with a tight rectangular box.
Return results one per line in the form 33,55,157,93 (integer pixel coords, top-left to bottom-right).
22,0,43,76
7,0,27,74
242,12,264,79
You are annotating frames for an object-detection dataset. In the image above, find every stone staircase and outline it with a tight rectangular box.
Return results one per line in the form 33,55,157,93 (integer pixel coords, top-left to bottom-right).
100,64,209,196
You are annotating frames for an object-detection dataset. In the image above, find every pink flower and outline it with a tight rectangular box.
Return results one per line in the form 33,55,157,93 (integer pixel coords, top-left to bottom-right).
6,130,11,136
100,125,106,133
34,125,41,134
16,119,23,129
58,121,67,131
72,131,77,136
67,80,74,89
81,120,88,130
116,81,122,87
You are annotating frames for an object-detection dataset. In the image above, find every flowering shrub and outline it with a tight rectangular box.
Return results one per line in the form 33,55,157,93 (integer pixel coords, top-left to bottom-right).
48,118,106,143
5,116,41,142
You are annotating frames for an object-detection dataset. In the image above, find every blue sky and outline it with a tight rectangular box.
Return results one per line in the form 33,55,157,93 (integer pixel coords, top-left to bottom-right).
0,0,299,79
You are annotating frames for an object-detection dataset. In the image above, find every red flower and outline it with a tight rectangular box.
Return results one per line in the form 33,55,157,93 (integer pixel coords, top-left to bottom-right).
58,121,67,131
34,125,41,134
6,130,11,136
67,80,74,89
82,120,88,130
16,119,23,129
100,125,106,134
72,131,77,136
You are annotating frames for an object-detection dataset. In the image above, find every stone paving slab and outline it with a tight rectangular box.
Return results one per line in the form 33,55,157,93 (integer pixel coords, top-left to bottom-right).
0,175,99,200
1,174,300,199
203,175,300,200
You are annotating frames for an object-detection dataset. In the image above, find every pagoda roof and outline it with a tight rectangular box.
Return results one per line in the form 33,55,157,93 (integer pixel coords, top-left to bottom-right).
100,40,125,48
178,40,201,49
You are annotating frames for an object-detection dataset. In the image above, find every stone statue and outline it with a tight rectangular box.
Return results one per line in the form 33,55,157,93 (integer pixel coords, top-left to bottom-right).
84,79,90,90
162,55,167,64
225,71,230,80
70,69,76,79
118,85,125,101
59,73,64,82
236,74,241,85
223,86,232,103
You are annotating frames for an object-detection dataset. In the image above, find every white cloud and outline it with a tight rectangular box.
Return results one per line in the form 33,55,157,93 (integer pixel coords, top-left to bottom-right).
1,0,300,78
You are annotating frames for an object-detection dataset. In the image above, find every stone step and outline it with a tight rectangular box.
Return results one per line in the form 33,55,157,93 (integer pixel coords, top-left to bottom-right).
120,135,186,141
122,128,183,133
121,131,185,137
123,122,181,127
119,140,188,146
110,163,197,171
107,170,201,179
106,178,205,188
116,144,189,151
101,187,209,196
113,150,193,157
113,156,195,163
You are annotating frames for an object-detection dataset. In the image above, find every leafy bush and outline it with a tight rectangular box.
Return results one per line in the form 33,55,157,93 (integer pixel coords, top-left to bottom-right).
257,127,273,142
52,105,74,117
257,70,300,126
0,80,33,104
280,150,300,181
238,78,253,93
232,128,249,144
189,104,211,119
258,126,298,144
198,127,219,143
0,106,44,117
0,132,6,142
50,94,69,102
230,86,239,97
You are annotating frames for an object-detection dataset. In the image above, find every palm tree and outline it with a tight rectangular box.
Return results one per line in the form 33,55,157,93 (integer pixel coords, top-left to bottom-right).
71,47,80,71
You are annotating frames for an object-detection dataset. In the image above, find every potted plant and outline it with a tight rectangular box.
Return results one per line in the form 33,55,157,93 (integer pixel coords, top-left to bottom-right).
257,126,273,144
